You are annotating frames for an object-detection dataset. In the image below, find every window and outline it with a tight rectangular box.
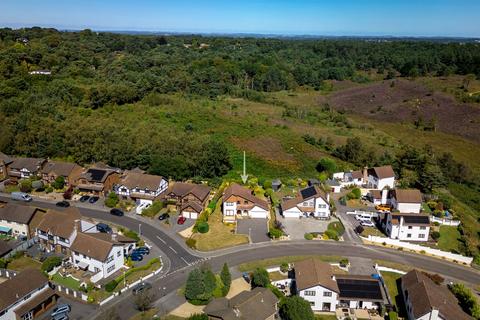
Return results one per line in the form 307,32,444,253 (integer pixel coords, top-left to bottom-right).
418,234,425,238
236,201,240,205
244,200,248,204
94,267,100,273
323,291,332,297
408,226,412,229
318,204,326,209
225,202,234,207
106,255,114,263
107,265,115,273
304,290,316,296
322,303,331,311
309,301,315,306
407,234,412,238
420,226,426,230
117,251,121,257
225,210,234,216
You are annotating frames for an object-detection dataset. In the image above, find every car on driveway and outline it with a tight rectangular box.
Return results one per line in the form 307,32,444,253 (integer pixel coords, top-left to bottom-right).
56,200,70,208
129,253,143,261
132,282,152,295
79,195,90,202
51,313,69,320
51,304,71,317
89,196,99,204
96,223,112,233
360,220,375,227
177,216,186,225
242,272,251,283
110,208,124,216
133,247,150,255
158,213,169,221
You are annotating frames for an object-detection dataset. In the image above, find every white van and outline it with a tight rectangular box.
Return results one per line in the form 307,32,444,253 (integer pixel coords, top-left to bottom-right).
355,213,372,222
11,192,32,202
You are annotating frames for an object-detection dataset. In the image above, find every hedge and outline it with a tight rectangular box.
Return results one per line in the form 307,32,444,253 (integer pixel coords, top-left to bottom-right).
105,258,160,292
41,256,62,273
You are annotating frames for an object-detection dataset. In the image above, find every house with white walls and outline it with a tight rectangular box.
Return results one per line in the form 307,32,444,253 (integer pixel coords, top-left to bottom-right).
384,213,430,241
115,168,168,205
71,232,127,282
0,269,57,320
7,157,46,180
281,185,330,219
390,189,422,214
222,183,270,222
0,203,45,239
401,270,470,320
367,165,396,190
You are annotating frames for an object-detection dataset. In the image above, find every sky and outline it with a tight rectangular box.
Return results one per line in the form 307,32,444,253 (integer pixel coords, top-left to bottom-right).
1,0,479,37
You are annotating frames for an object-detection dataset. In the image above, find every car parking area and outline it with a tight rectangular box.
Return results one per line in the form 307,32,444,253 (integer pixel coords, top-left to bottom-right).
37,296,94,320
236,219,269,243
277,214,336,240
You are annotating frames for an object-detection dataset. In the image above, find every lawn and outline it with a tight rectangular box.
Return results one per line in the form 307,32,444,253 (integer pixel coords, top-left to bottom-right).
327,221,345,236
51,273,81,290
269,271,288,282
238,255,345,272
380,272,401,308
373,260,412,272
114,258,162,291
7,256,41,271
191,199,249,251
315,315,337,320
360,227,386,237
437,225,462,253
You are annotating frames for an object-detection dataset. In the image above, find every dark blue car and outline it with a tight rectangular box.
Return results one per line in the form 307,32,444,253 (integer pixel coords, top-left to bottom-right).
132,247,150,255
129,254,143,261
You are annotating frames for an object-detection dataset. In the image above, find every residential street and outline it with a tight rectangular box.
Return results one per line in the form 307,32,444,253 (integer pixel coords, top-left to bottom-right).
1,194,480,320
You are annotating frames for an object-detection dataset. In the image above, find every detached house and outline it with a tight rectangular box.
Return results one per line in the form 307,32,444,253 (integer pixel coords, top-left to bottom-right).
390,189,422,214
36,208,83,255
75,164,120,195
222,183,270,222
205,287,279,320
165,182,211,219
115,169,168,205
281,185,330,219
0,153,14,181
384,213,430,241
366,165,395,190
71,233,128,282
0,269,57,320
401,270,471,320
8,158,46,180
0,203,45,239
41,161,83,187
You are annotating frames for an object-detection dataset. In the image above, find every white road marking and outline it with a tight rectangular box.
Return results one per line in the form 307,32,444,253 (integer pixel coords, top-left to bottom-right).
156,236,166,244
181,257,189,264
169,246,177,254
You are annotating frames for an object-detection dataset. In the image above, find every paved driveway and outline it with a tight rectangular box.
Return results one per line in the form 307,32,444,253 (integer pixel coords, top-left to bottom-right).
277,214,335,240
37,296,95,320
236,219,269,243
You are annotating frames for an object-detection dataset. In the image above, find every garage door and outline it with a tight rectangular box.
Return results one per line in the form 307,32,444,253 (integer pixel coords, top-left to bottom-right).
182,211,198,219
249,208,268,219
283,209,301,218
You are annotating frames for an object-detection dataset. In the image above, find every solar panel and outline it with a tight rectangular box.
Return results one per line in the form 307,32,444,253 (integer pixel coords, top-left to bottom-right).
403,215,429,224
88,169,107,182
300,186,317,200
337,278,383,300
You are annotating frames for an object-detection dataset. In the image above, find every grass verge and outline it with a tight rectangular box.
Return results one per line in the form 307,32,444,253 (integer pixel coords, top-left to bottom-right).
238,255,345,272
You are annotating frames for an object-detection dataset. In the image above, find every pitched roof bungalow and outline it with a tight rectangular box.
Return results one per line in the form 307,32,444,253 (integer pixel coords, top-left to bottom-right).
115,169,168,204
41,160,84,186
401,270,471,320
7,157,46,179
222,183,270,222
281,185,330,219
205,287,279,320
0,269,57,320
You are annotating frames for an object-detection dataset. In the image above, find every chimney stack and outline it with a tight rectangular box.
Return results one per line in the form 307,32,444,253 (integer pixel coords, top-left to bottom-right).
363,167,368,183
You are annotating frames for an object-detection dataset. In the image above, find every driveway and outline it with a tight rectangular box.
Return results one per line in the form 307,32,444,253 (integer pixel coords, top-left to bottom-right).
37,296,95,320
277,213,335,240
236,219,269,243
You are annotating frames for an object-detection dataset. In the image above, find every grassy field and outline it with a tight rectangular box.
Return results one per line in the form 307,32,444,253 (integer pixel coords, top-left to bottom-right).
380,272,401,308
191,199,249,251
51,273,80,290
238,255,345,272
437,225,462,253
7,256,41,271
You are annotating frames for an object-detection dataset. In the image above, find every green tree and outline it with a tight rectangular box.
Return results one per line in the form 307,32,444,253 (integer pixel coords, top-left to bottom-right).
19,179,32,193
185,269,206,302
133,290,154,312
104,192,119,208
315,158,337,174
220,263,231,296
51,176,65,190
251,268,270,288
449,283,480,319
279,296,315,320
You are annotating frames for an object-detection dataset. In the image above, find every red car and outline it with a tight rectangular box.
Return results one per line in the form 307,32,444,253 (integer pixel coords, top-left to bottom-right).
177,216,186,225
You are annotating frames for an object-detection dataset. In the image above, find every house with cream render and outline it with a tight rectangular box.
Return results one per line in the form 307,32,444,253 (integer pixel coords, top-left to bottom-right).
222,183,270,222
281,185,330,219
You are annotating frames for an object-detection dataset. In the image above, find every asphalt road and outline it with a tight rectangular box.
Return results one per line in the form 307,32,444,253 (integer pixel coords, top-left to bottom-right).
2,195,480,320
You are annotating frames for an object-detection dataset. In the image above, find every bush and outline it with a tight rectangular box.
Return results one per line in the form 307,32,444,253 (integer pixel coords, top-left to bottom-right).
268,284,285,298
45,186,54,193
252,268,270,288
339,258,349,267
51,176,65,190
315,158,337,174
197,222,209,234
304,233,314,240
269,228,283,239
186,238,197,249
105,280,118,292
388,311,398,320
280,262,289,273
0,258,7,268
32,180,44,190
347,187,361,200
41,256,62,273
324,230,339,241
328,221,345,236
105,192,119,208
19,180,32,193
187,314,208,320
431,231,441,240
449,283,480,318
141,201,164,217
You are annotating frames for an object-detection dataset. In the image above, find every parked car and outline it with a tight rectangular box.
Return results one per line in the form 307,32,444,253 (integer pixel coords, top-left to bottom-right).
11,192,32,202
355,213,373,222
79,195,90,202
96,223,112,233
51,313,69,320
158,213,170,221
375,204,391,212
360,220,375,227
56,200,70,208
133,247,150,255
132,282,152,295
177,216,186,225
51,304,71,317
89,196,99,204
242,272,251,283
129,253,143,261
110,208,124,217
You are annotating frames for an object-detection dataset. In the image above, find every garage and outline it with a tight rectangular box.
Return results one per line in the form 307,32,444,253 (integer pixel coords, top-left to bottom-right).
249,206,269,219
180,202,203,220
182,210,198,219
